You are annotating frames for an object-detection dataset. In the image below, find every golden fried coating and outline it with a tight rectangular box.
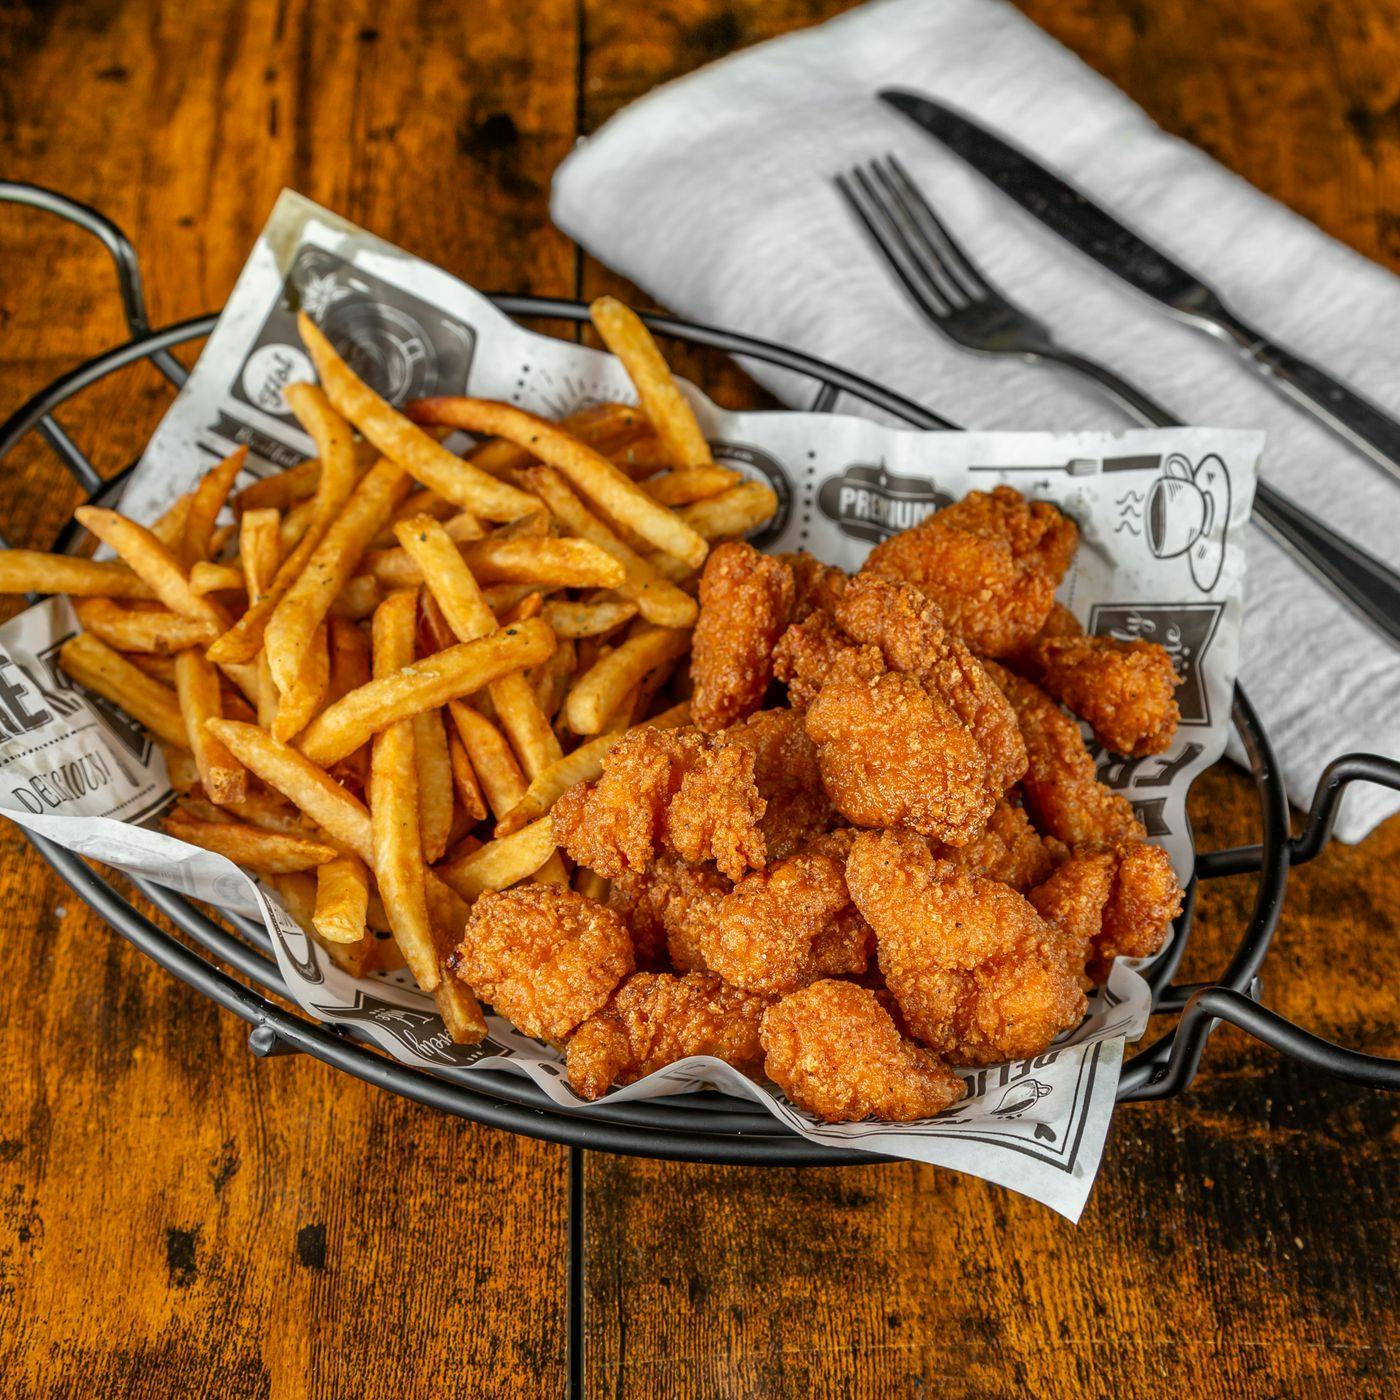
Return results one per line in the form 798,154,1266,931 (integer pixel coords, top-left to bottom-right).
931,798,1067,891
607,855,731,972
566,972,772,1100
703,830,871,995
552,726,712,878
1036,635,1181,758
779,551,848,620
555,711,829,883
989,664,1145,848
455,886,634,1042
862,486,1077,658
805,648,999,845
772,609,853,708
833,574,1027,791
846,829,1088,1065
1031,841,1183,982
760,979,966,1123
690,541,796,732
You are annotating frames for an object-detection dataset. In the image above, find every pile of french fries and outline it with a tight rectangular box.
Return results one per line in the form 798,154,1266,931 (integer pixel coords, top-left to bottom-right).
0,298,777,1045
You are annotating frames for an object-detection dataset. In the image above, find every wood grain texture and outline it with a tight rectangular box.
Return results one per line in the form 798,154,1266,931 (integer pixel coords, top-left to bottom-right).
0,0,1398,1396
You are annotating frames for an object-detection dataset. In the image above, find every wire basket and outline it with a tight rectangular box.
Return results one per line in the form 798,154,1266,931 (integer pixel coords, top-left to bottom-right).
2,181,1398,1173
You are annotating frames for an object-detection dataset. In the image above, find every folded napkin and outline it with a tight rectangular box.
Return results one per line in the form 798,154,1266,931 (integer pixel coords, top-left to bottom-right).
553,0,1400,841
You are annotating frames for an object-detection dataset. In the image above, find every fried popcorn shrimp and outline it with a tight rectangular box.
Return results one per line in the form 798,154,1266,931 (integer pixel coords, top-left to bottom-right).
760,979,966,1123
665,737,769,878
846,829,1087,1065
1035,634,1181,758
1032,841,1182,982
607,855,731,972
863,486,1077,657
724,706,836,860
989,664,1144,848
703,830,871,995
772,609,853,708
454,886,634,1042
931,798,1067,891
566,972,771,1100
690,541,796,732
805,648,998,845
833,574,1027,791
779,551,848,620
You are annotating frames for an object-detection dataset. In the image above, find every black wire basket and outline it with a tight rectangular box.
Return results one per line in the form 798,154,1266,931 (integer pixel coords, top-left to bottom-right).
3,181,1398,1173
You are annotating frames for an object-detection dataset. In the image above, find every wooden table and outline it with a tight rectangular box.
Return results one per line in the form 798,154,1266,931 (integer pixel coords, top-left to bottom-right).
1,1,1397,1394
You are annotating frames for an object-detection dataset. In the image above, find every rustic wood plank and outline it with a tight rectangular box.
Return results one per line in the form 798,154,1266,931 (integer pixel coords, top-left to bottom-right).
577,2,1400,1395
0,0,579,1393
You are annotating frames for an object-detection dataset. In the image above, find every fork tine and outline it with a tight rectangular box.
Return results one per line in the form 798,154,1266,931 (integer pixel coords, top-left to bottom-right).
860,160,972,310
835,170,953,323
877,154,988,302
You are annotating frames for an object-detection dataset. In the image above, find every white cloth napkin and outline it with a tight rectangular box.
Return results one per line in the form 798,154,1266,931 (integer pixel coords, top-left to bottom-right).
553,0,1400,842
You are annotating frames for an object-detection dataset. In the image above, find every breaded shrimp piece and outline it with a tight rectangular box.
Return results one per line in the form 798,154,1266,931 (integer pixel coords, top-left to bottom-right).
931,798,1067,891
833,574,1027,791
846,829,1087,1065
1032,841,1183,982
690,541,796,732
724,706,836,860
552,726,712,878
703,830,871,995
1036,635,1181,758
607,855,731,972
760,979,966,1123
665,738,769,878
566,972,772,1100
772,609,853,708
805,648,998,845
454,886,634,1042
779,551,848,620
989,664,1145,847
862,486,1076,657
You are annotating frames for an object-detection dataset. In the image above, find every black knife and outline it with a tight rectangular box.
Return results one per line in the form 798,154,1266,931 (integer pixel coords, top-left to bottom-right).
881,88,1400,489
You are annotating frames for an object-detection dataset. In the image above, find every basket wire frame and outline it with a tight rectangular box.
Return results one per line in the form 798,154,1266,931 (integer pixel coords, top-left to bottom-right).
3,180,1398,1171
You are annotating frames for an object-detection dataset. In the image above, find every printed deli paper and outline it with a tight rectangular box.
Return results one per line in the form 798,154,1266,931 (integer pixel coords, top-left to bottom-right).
0,192,1261,1220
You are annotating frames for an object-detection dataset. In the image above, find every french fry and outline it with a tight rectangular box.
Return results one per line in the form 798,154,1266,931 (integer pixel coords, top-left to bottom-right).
433,975,489,1045
313,853,371,944
531,637,575,721
434,817,557,901
272,871,381,978
188,561,245,595
284,382,359,521
161,743,200,792
264,457,412,694
467,402,647,479
564,625,691,734
494,701,689,836
640,465,740,506
328,573,382,620
298,312,538,522
589,296,713,470
131,653,178,684
0,551,157,600
327,615,372,786
164,813,336,874
279,497,318,552
240,508,282,600
71,598,218,653
608,434,671,476
368,592,437,991
488,511,552,542
296,615,555,768
407,397,707,569
446,700,527,820
482,582,551,614
392,517,564,781
575,868,610,902
206,790,310,835
150,492,193,549
371,488,457,548
272,621,330,743
540,596,638,639
174,649,247,803
183,446,248,563
447,730,488,824
72,508,227,628
57,633,186,749
369,535,624,592
206,719,373,861
518,466,697,629
677,481,779,541
414,708,454,864
235,458,322,514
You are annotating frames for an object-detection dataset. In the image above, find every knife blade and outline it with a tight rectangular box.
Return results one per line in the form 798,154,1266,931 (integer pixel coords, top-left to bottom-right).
880,88,1400,489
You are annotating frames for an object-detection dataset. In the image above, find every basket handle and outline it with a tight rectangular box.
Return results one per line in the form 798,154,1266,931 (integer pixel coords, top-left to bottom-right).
1140,753,1400,1098
0,182,185,388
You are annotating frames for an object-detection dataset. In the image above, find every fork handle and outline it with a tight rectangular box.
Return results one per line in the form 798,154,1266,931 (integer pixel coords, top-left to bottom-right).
1046,352,1400,648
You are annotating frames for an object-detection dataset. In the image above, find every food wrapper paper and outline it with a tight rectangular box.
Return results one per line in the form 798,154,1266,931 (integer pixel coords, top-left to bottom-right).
0,193,1261,1220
